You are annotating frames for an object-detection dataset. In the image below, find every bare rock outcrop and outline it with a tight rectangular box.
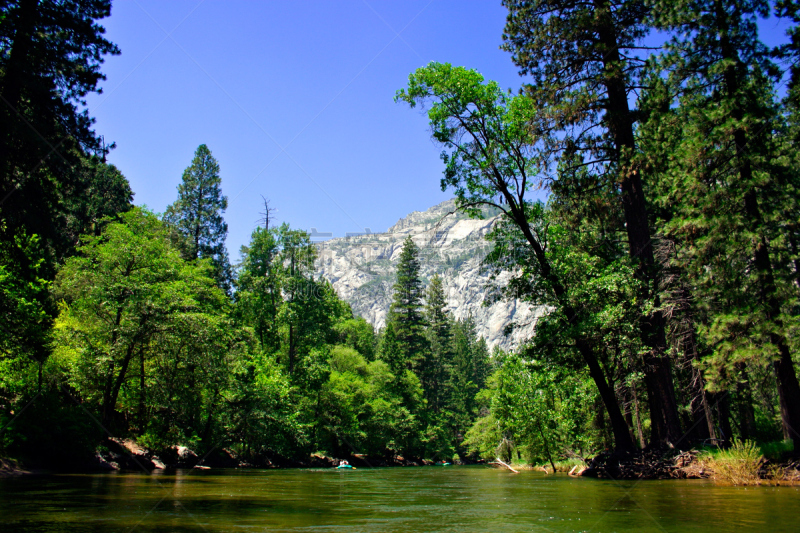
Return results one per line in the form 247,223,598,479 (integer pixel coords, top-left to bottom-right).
315,200,544,350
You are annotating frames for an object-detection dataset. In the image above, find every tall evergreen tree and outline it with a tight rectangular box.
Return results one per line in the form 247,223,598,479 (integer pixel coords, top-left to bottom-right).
385,236,428,371
0,0,119,245
642,0,800,449
423,274,451,413
164,144,232,293
501,0,683,446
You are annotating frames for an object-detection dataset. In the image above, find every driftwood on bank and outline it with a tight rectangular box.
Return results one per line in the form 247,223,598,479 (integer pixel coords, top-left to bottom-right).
490,458,519,473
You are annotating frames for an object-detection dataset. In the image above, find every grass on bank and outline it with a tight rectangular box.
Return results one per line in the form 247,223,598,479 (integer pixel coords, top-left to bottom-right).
514,440,798,484
701,439,798,486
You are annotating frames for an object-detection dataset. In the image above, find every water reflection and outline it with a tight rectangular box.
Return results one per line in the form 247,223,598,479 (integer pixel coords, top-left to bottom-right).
1,467,798,532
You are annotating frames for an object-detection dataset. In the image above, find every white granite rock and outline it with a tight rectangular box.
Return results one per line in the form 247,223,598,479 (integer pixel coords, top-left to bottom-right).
315,200,545,350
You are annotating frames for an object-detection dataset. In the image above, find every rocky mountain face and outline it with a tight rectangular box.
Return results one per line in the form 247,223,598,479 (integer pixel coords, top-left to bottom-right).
314,200,544,350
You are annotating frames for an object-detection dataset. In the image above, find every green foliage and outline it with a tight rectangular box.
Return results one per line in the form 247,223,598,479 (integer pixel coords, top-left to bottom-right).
639,0,800,447
53,208,232,434
397,60,638,452
466,354,601,466
385,236,428,370
0,231,53,376
0,1,131,457
333,317,377,360
421,275,451,413
8,0,800,471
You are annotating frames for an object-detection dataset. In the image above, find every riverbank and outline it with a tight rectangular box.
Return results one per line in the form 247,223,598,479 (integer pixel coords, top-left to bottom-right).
520,446,800,485
1,437,478,476
5,439,798,486
0,457,28,477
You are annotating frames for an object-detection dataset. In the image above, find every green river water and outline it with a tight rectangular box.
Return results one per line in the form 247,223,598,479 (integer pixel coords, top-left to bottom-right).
1,466,798,532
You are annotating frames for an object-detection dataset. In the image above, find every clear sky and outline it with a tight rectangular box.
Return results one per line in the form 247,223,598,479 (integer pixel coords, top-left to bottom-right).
85,0,526,258
85,1,793,259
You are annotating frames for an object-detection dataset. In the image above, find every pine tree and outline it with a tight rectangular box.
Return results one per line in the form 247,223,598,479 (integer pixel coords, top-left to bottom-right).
385,236,428,371
0,0,119,246
165,144,232,293
643,0,800,449
423,274,451,413
501,0,683,446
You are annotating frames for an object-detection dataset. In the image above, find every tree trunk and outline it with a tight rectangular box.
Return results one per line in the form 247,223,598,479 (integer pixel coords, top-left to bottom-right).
631,382,646,448
138,349,146,433
774,342,800,447
538,424,557,474
103,341,137,428
681,304,715,444
714,392,734,447
288,324,295,374
595,0,682,447
689,365,715,443
735,362,757,441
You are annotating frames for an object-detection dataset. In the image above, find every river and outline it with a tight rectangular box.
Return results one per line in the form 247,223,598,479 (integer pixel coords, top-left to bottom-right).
1,466,798,532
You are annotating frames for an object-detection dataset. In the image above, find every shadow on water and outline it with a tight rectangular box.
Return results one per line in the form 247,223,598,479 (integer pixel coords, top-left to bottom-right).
1,466,798,532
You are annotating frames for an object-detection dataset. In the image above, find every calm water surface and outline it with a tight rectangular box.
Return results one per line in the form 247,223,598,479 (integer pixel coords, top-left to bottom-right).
1,466,798,532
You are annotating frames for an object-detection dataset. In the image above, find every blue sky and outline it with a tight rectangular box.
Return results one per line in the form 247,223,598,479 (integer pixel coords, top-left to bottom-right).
85,1,793,259
85,0,525,257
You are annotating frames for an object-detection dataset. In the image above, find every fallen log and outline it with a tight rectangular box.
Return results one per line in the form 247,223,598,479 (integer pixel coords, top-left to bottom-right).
490,458,519,474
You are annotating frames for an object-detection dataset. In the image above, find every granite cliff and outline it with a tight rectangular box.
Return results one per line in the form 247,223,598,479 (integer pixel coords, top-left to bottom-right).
314,200,544,350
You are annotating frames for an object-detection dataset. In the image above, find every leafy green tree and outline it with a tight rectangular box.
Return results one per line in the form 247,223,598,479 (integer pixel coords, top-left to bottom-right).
334,317,377,360
236,225,283,352
53,208,228,430
396,62,635,451
0,232,52,391
236,221,350,383
165,144,232,292
276,227,351,377
225,349,300,463
474,354,602,468
315,345,412,457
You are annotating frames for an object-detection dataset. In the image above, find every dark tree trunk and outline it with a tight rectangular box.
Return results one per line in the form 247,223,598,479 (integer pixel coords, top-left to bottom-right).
681,304,715,444
288,324,295,374
714,392,734,447
774,342,800,446
631,382,646,448
595,0,682,447
103,342,137,428
689,365,715,443
138,349,146,433
735,362,757,441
